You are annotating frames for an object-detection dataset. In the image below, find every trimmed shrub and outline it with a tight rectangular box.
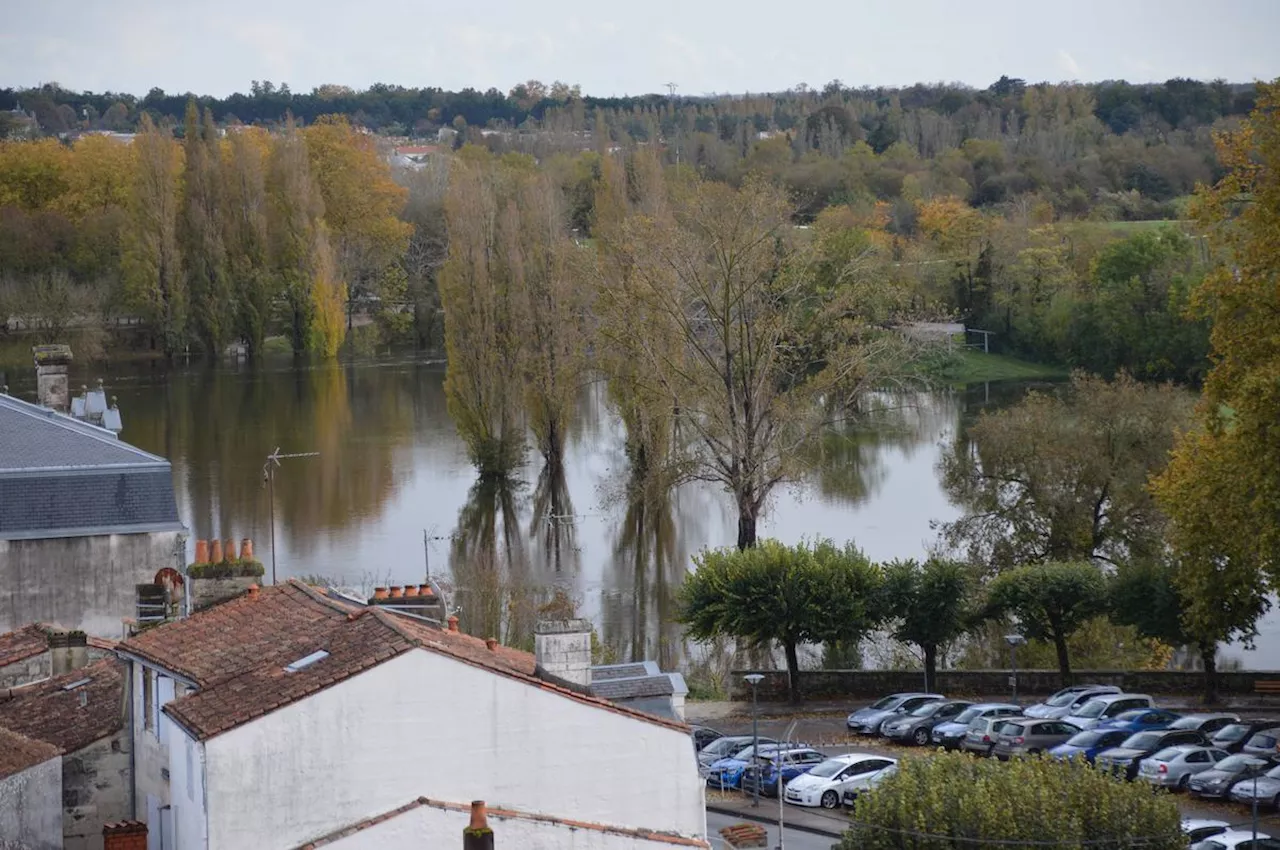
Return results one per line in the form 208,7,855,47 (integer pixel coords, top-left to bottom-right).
187,560,265,579
843,751,1183,849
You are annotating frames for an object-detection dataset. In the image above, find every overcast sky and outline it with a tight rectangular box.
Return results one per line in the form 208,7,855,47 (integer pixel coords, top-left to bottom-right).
3,0,1278,98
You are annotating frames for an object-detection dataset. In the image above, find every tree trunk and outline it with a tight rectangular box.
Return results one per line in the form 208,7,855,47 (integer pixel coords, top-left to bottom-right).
1200,640,1219,706
784,639,801,703
1053,634,1072,686
736,504,758,551
923,643,938,693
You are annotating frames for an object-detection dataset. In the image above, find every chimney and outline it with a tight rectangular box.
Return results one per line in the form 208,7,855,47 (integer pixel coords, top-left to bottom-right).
463,801,494,850
534,620,593,688
33,344,73,412
48,629,89,675
103,821,148,850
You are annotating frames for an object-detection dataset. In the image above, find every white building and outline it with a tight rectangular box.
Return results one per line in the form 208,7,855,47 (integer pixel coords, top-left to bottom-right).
116,581,707,850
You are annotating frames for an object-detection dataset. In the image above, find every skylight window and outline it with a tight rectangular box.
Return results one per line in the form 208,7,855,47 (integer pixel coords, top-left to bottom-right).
284,650,330,673
61,677,91,691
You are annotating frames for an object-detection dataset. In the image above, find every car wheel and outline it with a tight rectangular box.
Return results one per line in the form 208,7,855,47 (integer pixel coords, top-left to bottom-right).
1177,774,1189,791
821,790,839,809
914,728,930,746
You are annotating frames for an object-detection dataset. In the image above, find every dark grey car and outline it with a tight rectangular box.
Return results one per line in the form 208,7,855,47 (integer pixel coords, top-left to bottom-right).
846,692,946,735
881,700,972,746
1188,754,1277,799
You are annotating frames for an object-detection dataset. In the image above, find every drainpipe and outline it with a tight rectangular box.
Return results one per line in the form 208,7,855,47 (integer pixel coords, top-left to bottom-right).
128,662,138,820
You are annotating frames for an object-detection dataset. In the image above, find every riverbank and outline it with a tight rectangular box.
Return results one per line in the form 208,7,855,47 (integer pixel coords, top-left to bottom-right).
942,349,1068,383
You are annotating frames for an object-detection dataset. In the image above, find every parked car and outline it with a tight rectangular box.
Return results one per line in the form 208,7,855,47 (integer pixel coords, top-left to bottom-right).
783,754,897,809
932,703,1022,750
1024,685,1121,719
991,719,1081,759
846,693,946,735
1138,745,1231,790
697,735,777,772
1191,829,1280,850
841,764,899,806
1182,819,1231,845
1061,693,1154,730
882,700,972,745
1213,721,1280,754
739,748,829,798
963,716,1018,757
705,743,803,789
1094,729,1207,780
1171,714,1241,737
1095,708,1182,734
1243,728,1280,758
1048,728,1133,764
691,725,723,752
1189,754,1277,799
1228,763,1280,809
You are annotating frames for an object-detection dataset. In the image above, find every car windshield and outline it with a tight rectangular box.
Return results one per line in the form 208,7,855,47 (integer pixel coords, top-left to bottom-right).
1074,699,1108,719
1215,724,1252,742
808,759,849,779
1249,734,1278,748
1151,747,1185,761
911,703,941,717
1065,730,1108,747
1001,723,1026,736
702,738,743,756
1046,691,1080,707
1170,717,1204,730
954,708,982,724
1114,710,1148,722
1123,732,1163,750
1265,766,1280,779
868,696,899,710
1216,755,1261,771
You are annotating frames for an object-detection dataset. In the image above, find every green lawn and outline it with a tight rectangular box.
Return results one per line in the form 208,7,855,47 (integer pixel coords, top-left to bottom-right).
943,349,1068,383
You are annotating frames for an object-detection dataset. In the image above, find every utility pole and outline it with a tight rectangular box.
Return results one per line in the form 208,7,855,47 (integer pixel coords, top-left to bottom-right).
262,447,319,585
422,528,451,580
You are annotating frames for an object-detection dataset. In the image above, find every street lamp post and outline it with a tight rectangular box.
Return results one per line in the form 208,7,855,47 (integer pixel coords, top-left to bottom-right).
744,674,765,808
776,718,797,850
1004,634,1026,703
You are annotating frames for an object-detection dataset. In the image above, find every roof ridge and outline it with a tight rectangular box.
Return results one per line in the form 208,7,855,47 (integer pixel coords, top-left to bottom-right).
284,579,368,616
0,393,166,465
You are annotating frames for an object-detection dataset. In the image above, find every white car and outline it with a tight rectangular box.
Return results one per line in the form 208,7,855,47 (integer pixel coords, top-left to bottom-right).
782,753,897,809
1191,828,1280,849
1182,819,1230,845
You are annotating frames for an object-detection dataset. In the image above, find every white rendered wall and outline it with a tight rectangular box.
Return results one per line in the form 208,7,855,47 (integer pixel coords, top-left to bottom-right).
203,650,706,850
324,802,705,850
0,757,62,850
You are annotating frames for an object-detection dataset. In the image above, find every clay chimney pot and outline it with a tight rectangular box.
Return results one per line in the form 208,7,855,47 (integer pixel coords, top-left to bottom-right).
485,637,498,651
223,538,236,562
240,538,254,560
468,801,488,831
448,615,459,633
389,586,403,599
419,583,433,597
373,587,388,600
403,585,419,598
209,539,223,563
247,584,259,599
194,540,209,564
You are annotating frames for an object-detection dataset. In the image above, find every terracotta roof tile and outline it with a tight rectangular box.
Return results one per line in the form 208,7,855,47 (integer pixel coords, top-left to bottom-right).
296,796,711,849
131,581,685,741
0,624,49,668
0,658,125,753
0,726,60,780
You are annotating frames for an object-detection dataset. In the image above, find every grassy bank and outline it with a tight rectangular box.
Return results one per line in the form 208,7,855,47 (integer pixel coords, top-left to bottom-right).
939,349,1068,384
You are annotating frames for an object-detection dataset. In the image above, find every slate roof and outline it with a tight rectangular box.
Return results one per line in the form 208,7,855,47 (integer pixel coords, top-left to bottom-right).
0,726,60,780
0,393,182,539
0,658,126,753
118,581,686,741
590,662,653,682
0,624,49,668
591,675,680,701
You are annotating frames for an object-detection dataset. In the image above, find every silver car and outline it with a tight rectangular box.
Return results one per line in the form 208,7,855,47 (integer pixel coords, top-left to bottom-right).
991,719,1081,759
1024,685,1121,720
1138,745,1230,790
963,716,1015,757
1229,763,1280,809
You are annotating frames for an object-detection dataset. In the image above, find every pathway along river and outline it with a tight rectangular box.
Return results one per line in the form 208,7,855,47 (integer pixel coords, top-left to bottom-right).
7,354,1277,669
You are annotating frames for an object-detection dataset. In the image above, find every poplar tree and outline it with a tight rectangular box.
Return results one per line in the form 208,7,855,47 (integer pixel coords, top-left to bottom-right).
222,127,273,357
181,101,232,355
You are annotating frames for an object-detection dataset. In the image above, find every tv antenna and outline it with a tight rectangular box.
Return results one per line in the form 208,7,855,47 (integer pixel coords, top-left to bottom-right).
261,447,320,585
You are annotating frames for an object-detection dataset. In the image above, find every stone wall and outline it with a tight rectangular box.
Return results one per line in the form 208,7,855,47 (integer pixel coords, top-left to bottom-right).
189,576,259,612
0,756,62,850
728,668,1280,702
0,531,185,639
63,732,131,850
0,652,51,690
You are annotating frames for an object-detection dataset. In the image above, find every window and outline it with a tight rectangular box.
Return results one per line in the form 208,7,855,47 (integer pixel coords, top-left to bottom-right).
142,669,154,731
1186,751,1208,763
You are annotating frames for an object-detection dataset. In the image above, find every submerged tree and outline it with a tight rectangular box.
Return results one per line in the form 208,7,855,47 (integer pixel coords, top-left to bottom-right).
221,127,273,356
122,114,186,355
679,538,883,701
596,172,906,548
180,101,233,355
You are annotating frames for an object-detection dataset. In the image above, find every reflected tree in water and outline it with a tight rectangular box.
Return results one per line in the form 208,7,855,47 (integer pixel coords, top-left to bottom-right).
529,456,579,575
601,484,682,670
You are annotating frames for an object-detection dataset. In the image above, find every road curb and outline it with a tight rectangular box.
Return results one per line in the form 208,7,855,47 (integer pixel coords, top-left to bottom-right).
706,803,845,840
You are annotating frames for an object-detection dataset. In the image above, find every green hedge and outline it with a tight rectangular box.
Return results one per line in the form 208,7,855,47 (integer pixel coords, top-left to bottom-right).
187,560,266,579
842,751,1183,850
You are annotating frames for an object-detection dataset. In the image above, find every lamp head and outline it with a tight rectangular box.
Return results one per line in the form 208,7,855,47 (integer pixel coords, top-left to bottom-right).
744,673,765,685
1004,634,1026,647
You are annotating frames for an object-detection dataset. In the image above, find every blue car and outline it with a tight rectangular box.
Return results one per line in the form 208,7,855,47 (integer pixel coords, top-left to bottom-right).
706,743,805,790
1095,708,1181,734
1049,728,1132,763
739,748,828,797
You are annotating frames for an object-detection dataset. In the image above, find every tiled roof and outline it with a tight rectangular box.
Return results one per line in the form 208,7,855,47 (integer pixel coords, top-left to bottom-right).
0,394,164,471
0,658,126,753
0,394,181,539
296,796,711,849
0,726,60,780
0,624,49,668
591,674,678,700
591,662,654,681
122,581,686,741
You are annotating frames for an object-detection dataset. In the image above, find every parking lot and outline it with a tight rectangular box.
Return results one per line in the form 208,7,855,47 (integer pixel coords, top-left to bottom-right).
692,702,1280,837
